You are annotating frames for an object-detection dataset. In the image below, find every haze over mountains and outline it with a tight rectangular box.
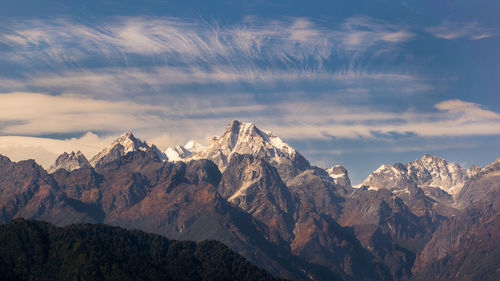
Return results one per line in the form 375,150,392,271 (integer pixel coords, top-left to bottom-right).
1,120,499,281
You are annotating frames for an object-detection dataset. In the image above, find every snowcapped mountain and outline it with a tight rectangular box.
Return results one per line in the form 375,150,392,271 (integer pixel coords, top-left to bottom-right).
361,154,480,194
165,140,204,162
48,151,90,173
89,132,167,168
184,120,310,175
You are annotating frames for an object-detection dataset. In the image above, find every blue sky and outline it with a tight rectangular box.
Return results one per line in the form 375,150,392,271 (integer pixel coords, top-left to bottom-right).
0,0,499,183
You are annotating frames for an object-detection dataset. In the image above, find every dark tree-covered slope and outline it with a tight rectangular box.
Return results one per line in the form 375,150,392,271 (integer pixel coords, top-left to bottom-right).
0,219,284,281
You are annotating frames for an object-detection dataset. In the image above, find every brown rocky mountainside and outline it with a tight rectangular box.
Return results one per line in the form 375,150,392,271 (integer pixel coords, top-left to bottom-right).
0,151,331,281
411,192,500,281
411,160,500,281
0,121,499,281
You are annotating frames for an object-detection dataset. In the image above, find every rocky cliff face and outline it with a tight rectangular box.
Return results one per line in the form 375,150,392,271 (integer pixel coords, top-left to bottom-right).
412,193,500,281
455,157,500,208
338,188,437,280
326,165,351,190
361,154,477,195
218,153,295,245
48,151,91,173
0,155,100,226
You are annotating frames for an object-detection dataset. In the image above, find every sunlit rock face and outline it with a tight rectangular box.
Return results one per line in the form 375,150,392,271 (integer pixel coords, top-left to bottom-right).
361,154,477,195
48,151,90,173
90,132,167,170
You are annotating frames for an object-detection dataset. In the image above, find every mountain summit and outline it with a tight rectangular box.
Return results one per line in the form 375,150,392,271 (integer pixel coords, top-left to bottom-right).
48,151,90,173
90,132,167,169
361,154,479,194
185,120,310,174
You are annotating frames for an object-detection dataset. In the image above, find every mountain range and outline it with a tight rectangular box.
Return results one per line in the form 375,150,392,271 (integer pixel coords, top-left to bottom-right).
0,120,499,281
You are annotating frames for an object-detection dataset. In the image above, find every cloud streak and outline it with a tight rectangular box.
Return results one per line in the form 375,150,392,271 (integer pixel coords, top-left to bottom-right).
266,99,500,140
0,16,414,59
1,92,499,140
0,132,116,167
0,16,416,91
426,21,496,40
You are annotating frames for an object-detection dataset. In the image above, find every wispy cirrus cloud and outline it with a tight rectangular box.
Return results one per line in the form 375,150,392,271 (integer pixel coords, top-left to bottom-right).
426,21,496,40
342,17,414,48
0,16,414,60
0,66,427,100
0,16,416,91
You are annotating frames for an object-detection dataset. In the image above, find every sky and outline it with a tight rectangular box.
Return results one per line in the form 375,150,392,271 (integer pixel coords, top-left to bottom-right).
0,0,499,184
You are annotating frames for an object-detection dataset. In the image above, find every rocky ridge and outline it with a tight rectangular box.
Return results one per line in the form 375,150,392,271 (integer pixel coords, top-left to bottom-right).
89,132,167,170
361,154,480,195
48,151,90,173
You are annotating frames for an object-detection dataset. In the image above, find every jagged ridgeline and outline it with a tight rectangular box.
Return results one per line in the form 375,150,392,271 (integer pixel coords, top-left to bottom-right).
1,120,500,281
0,219,284,281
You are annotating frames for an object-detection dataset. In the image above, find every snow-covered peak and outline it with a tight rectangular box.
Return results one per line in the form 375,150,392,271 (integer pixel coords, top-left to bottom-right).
362,163,408,190
112,132,148,154
186,120,307,171
184,140,204,151
164,140,205,162
90,132,167,167
165,145,186,162
48,151,90,173
407,155,468,194
361,154,470,194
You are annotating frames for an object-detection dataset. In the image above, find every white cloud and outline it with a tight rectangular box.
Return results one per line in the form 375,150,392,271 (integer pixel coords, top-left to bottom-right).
0,132,116,168
381,30,414,43
0,92,172,135
23,66,424,91
1,92,499,141
0,91,265,141
341,17,414,49
265,99,500,139
434,99,500,121
426,21,496,40
0,16,414,72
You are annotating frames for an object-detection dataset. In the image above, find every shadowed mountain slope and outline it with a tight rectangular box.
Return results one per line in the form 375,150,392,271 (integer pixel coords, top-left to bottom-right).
0,218,283,281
